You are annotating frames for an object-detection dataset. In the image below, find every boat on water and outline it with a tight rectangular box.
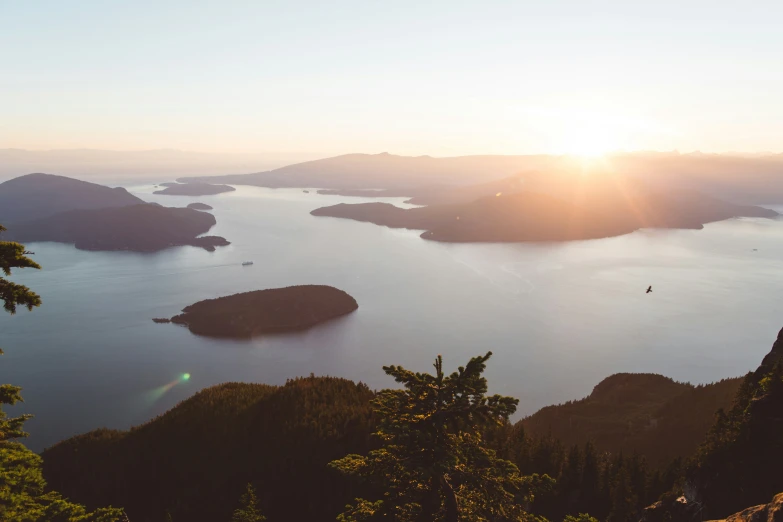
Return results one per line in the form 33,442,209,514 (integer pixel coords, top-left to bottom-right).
242,261,254,266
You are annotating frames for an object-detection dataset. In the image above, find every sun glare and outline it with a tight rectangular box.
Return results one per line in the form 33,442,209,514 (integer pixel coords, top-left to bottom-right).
556,118,622,158
518,106,638,158
559,128,618,158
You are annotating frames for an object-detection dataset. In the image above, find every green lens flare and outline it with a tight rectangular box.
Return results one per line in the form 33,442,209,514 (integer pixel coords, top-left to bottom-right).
182,373,191,381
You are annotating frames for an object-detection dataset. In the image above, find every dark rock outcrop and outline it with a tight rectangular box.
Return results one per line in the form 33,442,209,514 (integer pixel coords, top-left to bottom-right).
647,492,783,522
760,328,783,370
644,328,783,521
709,492,783,522
166,285,358,339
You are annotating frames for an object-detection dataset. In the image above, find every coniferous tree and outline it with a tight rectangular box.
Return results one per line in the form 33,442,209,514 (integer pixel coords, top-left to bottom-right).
563,514,599,522
607,466,636,522
0,226,124,522
0,224,41,314
559,445,583,497
626,453,647,511
330,352,553,522
232,484,266,522
579,442,600,515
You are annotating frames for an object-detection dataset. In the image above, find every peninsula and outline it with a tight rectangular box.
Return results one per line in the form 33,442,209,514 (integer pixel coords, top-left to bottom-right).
154,182,235,196
311,183,778,243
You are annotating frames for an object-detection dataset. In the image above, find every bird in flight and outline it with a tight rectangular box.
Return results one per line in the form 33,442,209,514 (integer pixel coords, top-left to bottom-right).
646,286,653,294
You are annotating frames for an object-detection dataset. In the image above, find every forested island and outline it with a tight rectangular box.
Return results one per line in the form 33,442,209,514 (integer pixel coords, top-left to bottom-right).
0,172,144,223
0,173,230,252
163,285,358,338
154,182,235,196
5,204,230,252
312,182,777,243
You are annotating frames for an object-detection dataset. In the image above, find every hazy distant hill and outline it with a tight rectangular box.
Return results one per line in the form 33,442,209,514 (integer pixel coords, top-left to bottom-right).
5,204,229,252
180,151,783,204
179,152,558,190
316,175,527,206
311,184,777,243
0,173,143,223
520,373,743,467
0,149,321,181
609,151,783,204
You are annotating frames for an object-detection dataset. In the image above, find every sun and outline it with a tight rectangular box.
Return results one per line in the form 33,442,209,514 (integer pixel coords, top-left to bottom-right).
522,106,628,158
557,122,619,158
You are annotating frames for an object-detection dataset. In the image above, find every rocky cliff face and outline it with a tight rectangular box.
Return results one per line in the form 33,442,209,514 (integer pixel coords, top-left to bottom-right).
707,492,783,522
643,328,783,522
760,328,783,371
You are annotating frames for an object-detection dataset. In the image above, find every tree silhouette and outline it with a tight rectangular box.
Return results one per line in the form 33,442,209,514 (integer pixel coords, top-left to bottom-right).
331,351,552,522
0,225,124,521
0,224,41,314
232,483,266,522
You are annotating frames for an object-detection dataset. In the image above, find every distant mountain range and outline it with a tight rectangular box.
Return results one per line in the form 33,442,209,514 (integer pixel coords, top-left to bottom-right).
179,152,565,190
180,151,783,205
176,151,783,242
0,149,321,180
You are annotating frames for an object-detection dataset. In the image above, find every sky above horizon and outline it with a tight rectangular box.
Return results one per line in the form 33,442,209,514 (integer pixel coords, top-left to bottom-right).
2,1,782,156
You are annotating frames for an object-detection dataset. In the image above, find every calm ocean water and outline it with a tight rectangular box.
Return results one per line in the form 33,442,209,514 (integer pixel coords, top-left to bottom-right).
3,184,783,451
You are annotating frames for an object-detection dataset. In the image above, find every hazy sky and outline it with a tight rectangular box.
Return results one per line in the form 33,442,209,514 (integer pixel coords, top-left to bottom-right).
2,1,782,156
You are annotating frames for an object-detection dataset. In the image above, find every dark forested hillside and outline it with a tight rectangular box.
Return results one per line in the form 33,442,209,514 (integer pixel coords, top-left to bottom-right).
43,377,375,522
682,330,783,519
521,373,743,467
41,372,737,522
39,329,783,522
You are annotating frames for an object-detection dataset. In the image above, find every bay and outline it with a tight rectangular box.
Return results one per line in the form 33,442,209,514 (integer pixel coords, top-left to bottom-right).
2,185,782,451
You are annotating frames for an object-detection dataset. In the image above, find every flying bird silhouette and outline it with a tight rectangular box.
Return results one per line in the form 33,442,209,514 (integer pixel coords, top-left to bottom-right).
646,286,652,294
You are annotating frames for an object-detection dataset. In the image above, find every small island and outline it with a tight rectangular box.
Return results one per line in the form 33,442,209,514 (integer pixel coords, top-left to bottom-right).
154,182,235,196
161,285,359,339
187,202,213,210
